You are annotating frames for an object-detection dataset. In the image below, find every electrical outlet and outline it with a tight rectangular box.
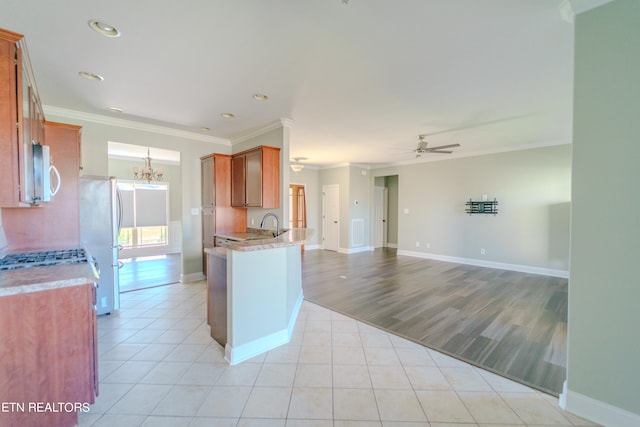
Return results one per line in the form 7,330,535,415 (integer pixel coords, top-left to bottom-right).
426,243,430,249
480,248,486,255
251,218,255,226
416,241,420,247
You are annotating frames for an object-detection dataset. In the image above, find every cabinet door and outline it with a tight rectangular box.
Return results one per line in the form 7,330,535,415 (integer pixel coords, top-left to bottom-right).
201,155,214,207
260,146,280,209
214,154,231,207
0,34,22,207
202,207,215,248
202,207,215,275
0,283,97,427
231,154,246,207
244,148,262,207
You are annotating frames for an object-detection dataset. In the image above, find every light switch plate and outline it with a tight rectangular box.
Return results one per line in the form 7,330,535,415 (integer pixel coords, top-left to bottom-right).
191,208,199,215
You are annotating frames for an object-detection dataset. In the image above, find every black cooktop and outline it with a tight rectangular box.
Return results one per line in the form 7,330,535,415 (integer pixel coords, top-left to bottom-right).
0,248,88,271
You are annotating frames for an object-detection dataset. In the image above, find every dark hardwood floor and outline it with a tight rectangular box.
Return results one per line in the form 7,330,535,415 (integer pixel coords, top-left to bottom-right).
301,248,567,395
119,253,182,293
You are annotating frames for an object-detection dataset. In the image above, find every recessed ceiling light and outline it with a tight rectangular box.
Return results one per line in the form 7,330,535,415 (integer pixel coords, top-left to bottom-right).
221,113,235,119
200,127,211,131
106,107,123,113
79,71,104,81
88,20,121,37
252,94,269,101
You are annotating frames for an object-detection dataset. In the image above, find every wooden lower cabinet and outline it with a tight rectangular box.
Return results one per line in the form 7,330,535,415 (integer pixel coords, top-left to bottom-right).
206,252,227,347
0,283,97,427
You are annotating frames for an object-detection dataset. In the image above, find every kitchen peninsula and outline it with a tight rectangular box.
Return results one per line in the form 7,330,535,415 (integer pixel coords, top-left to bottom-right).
205,228,311,365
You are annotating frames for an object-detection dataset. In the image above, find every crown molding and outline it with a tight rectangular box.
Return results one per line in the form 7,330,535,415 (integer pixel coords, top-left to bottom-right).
231,118,294,144
42,105,231,145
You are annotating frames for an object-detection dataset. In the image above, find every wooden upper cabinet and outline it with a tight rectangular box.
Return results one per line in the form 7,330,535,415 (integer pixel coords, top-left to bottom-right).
231,145,280,208
0,28,48,208
231,154,246,207
0,29,24,207
201,153,233,208
244,148,262,206
201,154,214,207
214,154,232,207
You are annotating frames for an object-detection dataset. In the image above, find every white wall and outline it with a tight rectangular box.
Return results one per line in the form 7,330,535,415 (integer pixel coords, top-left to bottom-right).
565,1,640,424
349,165,371,249
371,144,572,274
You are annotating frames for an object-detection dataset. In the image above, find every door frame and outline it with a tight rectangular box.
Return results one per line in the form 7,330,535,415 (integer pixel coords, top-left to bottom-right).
322,184,339,251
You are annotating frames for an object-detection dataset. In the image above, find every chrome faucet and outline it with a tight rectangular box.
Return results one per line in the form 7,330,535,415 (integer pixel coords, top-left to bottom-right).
260,213,280,237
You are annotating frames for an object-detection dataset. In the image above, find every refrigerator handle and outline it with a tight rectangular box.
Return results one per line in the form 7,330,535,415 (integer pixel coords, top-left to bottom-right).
116,187,123,234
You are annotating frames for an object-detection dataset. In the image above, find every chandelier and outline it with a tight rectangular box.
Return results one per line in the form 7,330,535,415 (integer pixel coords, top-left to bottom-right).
290,157,307,173
133,147,164,183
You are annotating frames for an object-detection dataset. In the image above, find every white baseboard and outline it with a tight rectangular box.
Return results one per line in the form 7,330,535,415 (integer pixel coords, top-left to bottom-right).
225,329,289,365
225,292,303,366
397,249,569,278
288,292,304,337
338,246,374,254
180,272,206,283
303,244,321,251
560,383,640,427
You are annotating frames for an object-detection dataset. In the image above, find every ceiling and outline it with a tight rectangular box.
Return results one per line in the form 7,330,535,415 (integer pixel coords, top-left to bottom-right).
0,0,577,168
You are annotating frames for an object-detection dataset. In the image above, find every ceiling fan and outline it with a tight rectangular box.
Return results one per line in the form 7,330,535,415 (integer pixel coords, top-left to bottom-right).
413,134,460,157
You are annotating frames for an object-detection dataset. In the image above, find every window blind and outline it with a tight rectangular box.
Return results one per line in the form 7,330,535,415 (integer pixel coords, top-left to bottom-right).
135,187,167,227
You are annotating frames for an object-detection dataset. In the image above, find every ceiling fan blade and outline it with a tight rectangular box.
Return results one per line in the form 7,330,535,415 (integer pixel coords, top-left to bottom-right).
427,150,453,154
428,143,460,150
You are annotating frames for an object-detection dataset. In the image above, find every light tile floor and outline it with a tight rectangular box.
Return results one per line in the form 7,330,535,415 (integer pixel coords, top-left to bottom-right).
79,282,599,427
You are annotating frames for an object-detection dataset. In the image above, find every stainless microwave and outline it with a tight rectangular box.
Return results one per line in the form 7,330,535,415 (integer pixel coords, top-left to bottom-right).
25,144,61,204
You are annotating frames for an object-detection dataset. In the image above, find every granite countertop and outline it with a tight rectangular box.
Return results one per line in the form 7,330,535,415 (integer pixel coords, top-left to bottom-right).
0,262,98,297
214,228,313,252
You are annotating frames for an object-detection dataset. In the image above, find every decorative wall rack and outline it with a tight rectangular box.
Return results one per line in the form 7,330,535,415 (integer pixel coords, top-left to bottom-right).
465,198,498,215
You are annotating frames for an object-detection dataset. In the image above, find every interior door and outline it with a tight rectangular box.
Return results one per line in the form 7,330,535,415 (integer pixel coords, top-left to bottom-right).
374,186,388,248
322,184,339,251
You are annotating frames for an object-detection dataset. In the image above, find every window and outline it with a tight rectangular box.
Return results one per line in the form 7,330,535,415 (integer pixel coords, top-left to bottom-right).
117,182,169,248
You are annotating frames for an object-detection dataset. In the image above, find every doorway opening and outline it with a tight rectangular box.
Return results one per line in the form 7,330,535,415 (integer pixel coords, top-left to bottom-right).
289,184,307,229
108,142,182,293
373,175,398,249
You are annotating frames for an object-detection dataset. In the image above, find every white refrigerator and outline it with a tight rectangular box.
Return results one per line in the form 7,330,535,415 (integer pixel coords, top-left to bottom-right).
80,176,121,315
